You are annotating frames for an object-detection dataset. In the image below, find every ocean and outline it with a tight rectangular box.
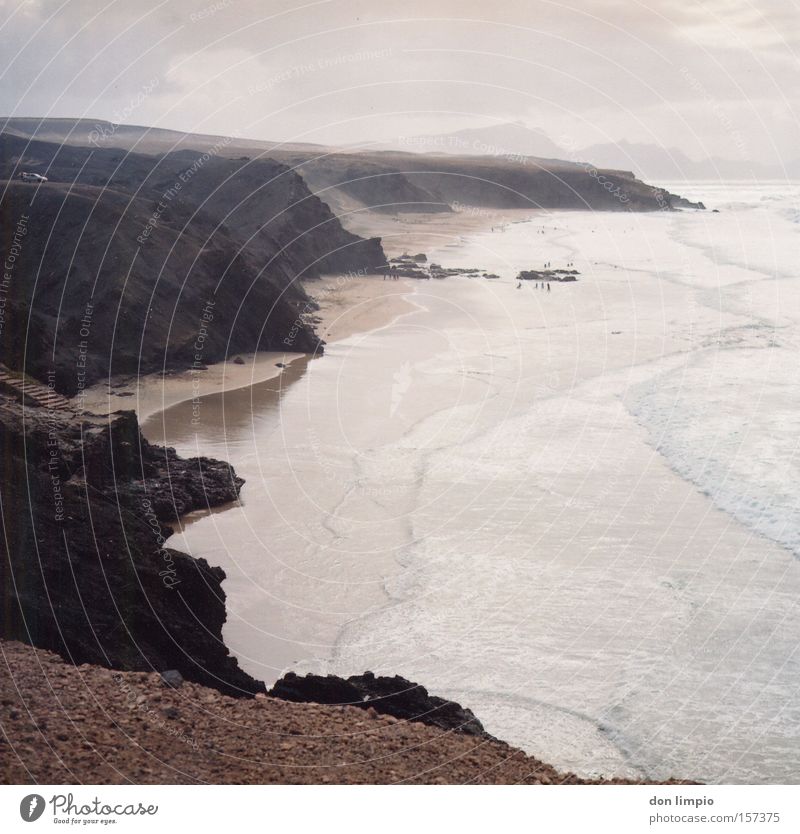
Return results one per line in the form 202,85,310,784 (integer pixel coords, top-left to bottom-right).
147,182,800,783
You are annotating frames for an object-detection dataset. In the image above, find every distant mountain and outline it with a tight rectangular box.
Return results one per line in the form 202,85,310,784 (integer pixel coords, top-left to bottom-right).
576,140,796,182
7,117,795,182
396,121,567,161
383,122,798,182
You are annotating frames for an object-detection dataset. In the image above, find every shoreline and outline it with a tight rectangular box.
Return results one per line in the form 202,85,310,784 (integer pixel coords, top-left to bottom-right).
116,203,778,782
307,273,418,343
74,206,518,423
78,275,420,427
77,351,304,424
341,207,542,260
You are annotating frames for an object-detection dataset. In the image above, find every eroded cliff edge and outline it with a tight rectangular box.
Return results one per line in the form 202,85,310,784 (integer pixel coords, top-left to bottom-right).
0,397,263,696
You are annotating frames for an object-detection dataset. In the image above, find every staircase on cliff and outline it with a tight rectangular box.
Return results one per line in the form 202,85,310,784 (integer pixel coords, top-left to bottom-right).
0,365,71,410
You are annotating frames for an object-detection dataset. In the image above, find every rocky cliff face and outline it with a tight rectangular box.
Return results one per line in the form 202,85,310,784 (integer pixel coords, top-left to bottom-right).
270,149,705,214
0,133,386,395
0,397,263,696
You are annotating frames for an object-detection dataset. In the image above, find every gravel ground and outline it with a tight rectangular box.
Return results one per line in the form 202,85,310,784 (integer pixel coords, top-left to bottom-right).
1,641,687,785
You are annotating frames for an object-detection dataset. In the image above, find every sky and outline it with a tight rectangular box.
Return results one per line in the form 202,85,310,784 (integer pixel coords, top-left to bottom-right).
1,0,798,164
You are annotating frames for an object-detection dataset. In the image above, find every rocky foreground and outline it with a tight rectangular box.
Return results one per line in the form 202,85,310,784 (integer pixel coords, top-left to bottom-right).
2,640,686,785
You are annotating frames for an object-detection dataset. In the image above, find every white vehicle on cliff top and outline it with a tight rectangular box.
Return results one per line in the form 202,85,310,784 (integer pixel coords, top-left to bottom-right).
20,171,48,183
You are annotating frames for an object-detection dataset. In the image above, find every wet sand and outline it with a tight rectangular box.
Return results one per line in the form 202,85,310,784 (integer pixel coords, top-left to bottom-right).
307,274,417,343
77,351,303,423
77,274,419,425
343,208,538,259
78,209,511,425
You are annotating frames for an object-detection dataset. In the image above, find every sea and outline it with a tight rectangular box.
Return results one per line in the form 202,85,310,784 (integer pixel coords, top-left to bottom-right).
145,181,800,783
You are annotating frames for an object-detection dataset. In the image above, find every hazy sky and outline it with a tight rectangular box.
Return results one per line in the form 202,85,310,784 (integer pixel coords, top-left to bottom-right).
2,0,798,163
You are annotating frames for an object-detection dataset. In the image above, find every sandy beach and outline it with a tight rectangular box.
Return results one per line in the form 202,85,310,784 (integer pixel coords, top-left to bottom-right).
75,203,525,425
77,351,301,424
342,207,538,259
308,274,418,343
78,275,418,427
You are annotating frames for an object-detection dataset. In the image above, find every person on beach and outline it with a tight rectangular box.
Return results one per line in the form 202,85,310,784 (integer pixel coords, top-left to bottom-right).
547,283,551,292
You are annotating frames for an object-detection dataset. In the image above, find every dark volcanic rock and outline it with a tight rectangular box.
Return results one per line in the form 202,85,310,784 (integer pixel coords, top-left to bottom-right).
114,442,245,521
0,397,263,697
518,268,579,282
669,194,706,210
160,670,184,689
269,671,490,737
69,409,244,520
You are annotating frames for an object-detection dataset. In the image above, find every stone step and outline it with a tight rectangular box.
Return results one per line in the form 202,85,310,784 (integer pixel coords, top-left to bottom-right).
0,365,71,410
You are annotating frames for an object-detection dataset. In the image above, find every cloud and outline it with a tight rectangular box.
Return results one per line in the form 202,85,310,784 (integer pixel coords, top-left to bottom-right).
1,0,797,164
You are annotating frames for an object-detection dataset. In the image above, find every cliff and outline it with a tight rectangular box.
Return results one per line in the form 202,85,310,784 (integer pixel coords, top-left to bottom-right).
0,133,386,395
0,396,263,696
269,149,705,215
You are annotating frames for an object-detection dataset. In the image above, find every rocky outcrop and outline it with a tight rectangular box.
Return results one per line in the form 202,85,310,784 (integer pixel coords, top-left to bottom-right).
82,410,245,520
269,670,491,738
0,396,263,696
670,195,706,210
518,268,580,282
